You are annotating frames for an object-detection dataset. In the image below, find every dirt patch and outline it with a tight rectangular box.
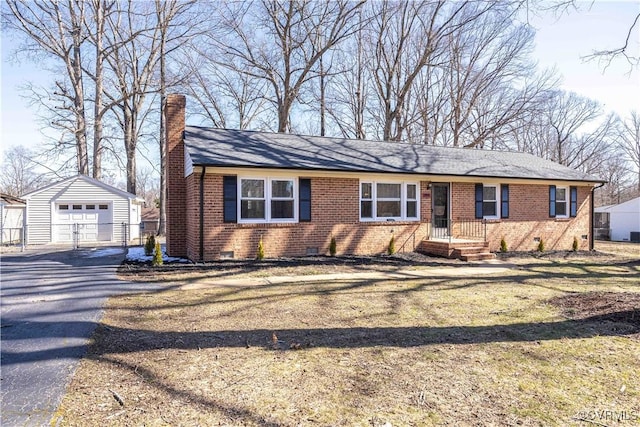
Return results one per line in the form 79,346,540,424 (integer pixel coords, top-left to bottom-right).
549,292,640,331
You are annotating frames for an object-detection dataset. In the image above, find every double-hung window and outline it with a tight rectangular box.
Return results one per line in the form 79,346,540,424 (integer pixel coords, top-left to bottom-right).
360,181,419,221
406,184,418,218
361,183,373,218
555,187,568,217
376,183,402,218
270,180,295,219
482,185,498,218
239,177,296,223
475,183,508,219
549,185,576,218
240,179,266,220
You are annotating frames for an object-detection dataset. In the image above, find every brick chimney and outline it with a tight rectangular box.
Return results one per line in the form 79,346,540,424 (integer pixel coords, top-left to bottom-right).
164,94,187,257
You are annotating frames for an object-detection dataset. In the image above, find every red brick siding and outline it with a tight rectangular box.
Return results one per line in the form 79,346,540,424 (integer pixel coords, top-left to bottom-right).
165,94,187,257
451,182,592,252
185,176,430,260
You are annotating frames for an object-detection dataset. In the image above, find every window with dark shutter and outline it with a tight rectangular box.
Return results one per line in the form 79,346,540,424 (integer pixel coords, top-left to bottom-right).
549,185,556,218
299,178,311,222
475,184,483,219
570,186,577,217
223,176,237,223
501,184,509,219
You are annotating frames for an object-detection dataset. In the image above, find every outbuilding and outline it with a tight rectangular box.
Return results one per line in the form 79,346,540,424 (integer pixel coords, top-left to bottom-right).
1,193,27,245
595,197,640,242
22,175,144,245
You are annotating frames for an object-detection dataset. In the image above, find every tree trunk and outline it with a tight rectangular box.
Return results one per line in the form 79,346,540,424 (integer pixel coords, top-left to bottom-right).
157,2,167,235
319,52,325,137
124,106,137,194
71,16,89,175
92,0,105,180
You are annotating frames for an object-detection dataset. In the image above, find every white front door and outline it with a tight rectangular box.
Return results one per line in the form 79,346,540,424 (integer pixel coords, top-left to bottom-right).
54,203,113,242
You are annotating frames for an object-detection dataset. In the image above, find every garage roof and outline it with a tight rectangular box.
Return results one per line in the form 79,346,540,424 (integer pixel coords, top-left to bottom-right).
22,175,144,202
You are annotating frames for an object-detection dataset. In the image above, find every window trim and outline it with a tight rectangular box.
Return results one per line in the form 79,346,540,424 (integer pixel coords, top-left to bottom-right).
555,186,569,218
481,184,499,220
476,183,509,220
237,176,298,224
406,183,418,220
359,180,420,222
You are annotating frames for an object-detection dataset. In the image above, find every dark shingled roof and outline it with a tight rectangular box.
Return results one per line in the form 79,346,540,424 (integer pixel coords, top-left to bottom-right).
184,126,603,183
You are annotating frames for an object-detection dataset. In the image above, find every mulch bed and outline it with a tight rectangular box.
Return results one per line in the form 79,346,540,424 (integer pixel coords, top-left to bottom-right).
549,292,640,331
117,252,463,281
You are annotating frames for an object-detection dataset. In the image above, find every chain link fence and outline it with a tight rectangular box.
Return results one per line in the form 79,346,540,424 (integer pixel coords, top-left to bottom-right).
1,222,154,250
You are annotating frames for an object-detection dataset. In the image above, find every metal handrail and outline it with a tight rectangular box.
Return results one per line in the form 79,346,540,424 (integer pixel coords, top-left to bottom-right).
430,218,486,242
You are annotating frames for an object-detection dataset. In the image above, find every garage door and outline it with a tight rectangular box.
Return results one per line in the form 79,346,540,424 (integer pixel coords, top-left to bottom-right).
54,203,113,242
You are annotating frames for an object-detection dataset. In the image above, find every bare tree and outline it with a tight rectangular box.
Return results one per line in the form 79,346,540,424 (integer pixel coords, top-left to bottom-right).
215,0,365,133
311,19,369,140
596,153,634,206
546,1,640,70
543,91,602,165
184,51,271,130
82,0,116,180
156,0,201,235
100,0,165,194
4,0,90,175
439,8,553,148
619,111,640,192
0,146,51,196
586,12,640,70
136,166,159,207
367,1,510,142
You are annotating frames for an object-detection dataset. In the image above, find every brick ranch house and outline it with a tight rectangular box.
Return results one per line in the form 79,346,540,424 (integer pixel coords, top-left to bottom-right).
165,94,604,262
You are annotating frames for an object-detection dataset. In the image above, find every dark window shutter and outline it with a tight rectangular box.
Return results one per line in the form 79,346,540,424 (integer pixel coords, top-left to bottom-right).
570,186,578,217
223,176,237,223
299,178,311,222
501,184,509,219
475,184,483,219
549,185,556,218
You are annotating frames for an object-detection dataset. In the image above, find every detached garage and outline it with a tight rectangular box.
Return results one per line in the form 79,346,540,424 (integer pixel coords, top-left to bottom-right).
595,197,640,242
22,175,144,245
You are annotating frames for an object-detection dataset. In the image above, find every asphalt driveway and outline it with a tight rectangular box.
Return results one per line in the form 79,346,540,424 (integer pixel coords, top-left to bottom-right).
0,246,169,426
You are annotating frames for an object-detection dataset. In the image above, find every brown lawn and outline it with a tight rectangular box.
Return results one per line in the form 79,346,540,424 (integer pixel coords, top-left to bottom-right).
54,243,640,426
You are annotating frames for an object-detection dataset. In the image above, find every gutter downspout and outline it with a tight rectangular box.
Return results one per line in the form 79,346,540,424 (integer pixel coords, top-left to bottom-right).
199,167,206,262
590,182,606,251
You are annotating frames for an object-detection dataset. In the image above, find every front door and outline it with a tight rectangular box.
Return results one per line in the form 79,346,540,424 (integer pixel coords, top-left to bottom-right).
432,183,449,238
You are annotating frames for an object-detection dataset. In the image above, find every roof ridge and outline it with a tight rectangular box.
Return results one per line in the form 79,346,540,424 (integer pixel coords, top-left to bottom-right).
184,125,528,156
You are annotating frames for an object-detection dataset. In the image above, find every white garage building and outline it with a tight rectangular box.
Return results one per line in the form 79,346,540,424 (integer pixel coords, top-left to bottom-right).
1,193,27,245
595,197,640,242
22,175,144,245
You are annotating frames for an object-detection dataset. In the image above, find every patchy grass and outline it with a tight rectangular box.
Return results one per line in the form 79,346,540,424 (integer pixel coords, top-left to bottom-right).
56,250,639,426
595,240,640,258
